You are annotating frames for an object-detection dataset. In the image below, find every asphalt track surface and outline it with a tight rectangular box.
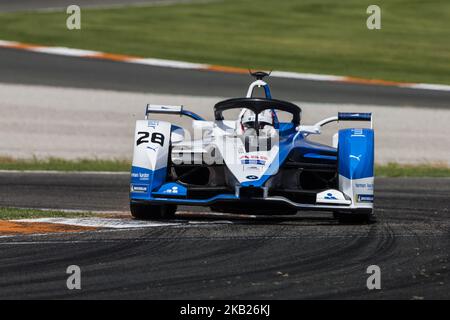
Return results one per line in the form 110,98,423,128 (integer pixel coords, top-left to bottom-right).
1,48,450,108
0,0,182,12
0,172,449,299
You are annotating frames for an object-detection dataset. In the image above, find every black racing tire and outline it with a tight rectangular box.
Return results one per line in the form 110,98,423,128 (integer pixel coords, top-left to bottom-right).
130,202,177,220
333,211,375,224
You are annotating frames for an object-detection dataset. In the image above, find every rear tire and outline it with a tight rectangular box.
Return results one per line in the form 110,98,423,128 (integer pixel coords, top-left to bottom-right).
130,202,177,220
333,211,375,224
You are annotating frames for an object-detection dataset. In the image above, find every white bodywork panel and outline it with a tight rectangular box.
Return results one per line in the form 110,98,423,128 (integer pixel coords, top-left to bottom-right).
332,133,339,148
132,120,172,171
316,189,351,205
171,119,280,184
214,132,279,184
338,175,374,209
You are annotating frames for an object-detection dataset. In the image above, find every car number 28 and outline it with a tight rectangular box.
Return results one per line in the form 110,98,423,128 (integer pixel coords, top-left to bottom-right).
136,132,165,146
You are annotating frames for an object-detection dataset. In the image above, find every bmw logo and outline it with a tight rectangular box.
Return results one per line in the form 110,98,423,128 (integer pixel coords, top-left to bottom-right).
246,175,258,180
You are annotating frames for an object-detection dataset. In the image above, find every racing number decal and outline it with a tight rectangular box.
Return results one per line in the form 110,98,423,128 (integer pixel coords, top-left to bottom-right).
151,133,165,146
137,132,165,146
136,132,150,146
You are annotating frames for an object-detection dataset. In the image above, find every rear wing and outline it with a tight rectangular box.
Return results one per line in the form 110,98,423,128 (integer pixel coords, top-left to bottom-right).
145,104,204,121
338,112,372,123
298,112,373,135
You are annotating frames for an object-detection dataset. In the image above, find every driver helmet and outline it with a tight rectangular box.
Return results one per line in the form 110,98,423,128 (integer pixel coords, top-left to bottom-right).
240,109,274,131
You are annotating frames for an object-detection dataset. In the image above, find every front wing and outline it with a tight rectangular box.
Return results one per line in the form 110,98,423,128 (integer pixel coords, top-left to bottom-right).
130,183,370,214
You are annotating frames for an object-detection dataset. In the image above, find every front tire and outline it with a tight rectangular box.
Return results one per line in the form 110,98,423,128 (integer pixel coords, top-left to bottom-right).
130,202,177,220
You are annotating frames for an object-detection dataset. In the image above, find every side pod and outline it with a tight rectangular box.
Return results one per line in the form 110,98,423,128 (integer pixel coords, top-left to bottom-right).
338,128,374,210
130,120,172,200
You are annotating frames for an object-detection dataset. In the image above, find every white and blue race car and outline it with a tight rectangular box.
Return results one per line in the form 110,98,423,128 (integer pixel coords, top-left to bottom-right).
130,72,375,223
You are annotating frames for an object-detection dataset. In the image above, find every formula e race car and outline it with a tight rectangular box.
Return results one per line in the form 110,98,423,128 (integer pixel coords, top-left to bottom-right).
130,72,375,223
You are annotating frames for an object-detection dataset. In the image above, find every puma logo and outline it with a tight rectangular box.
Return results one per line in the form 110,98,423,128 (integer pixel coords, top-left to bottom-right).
350,154,362,161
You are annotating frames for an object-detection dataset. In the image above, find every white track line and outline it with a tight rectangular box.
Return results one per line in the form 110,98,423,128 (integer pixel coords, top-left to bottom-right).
0,40,19,46
401,83,450,92
32,47,100,56
13,217,234,229
14,217,181,228
129,57,208,69
1,39,450,92
270,71,342,82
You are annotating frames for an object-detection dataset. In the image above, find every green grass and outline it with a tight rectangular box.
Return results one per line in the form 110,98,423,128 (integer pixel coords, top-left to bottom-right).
0,157,449,177
0,157,131,172
0,0,449,84
375,163,450,177
0,207,96,220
